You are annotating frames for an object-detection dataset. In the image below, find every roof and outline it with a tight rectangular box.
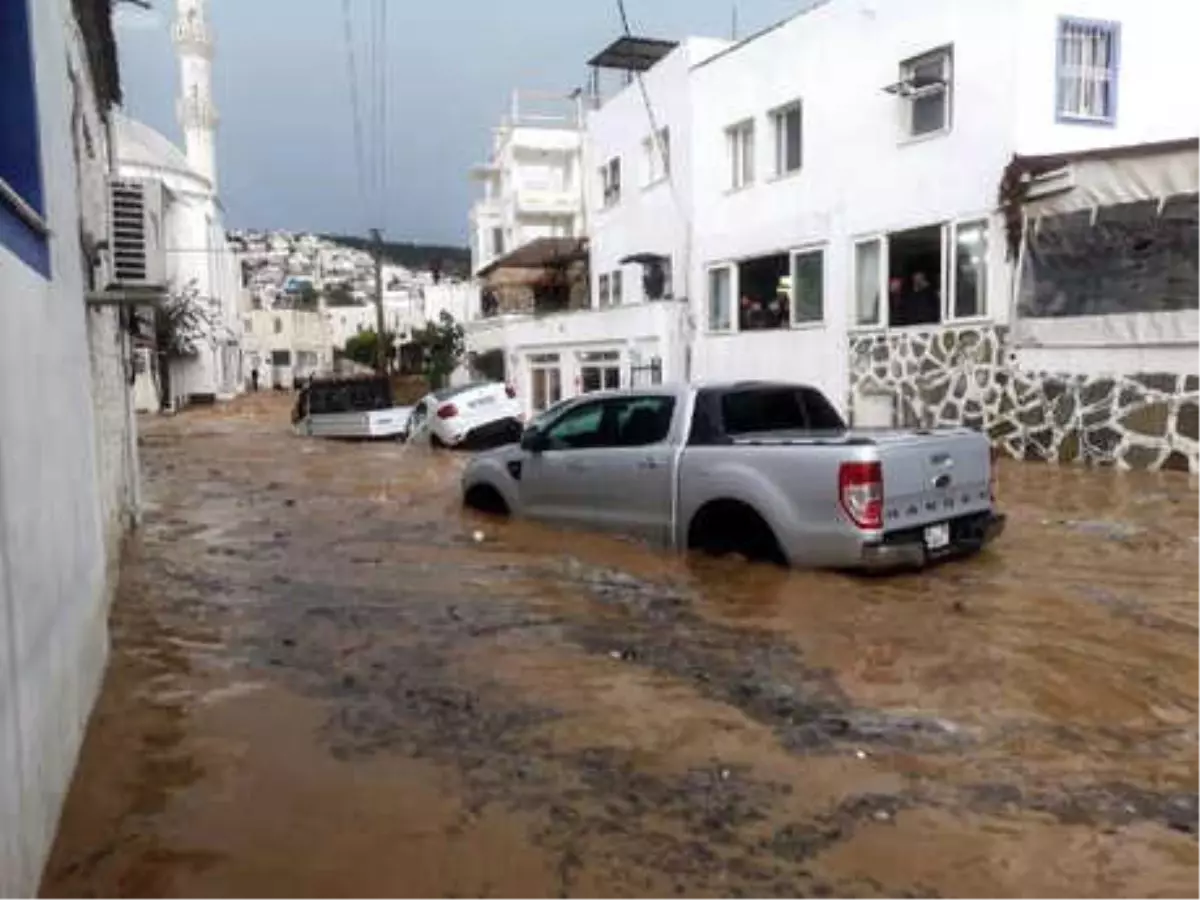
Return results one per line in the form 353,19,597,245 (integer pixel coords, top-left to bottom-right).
478,237,588,277
587,35,678,71
691,0,832,72
112,113,208,183
1007,137,1200,174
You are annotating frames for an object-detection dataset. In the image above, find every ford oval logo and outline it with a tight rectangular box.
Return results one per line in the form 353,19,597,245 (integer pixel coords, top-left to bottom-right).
933,473,952,489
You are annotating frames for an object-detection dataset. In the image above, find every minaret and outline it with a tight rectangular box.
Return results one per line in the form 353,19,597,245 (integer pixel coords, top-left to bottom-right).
172,0,218,190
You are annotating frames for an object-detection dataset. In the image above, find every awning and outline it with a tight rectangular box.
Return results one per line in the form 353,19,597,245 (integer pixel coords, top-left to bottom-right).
587,36,677,72
619,252,669,266
478,237,588,277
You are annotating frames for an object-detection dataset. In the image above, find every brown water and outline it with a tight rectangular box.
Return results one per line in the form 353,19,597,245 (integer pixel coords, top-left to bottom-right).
42,394,1199,897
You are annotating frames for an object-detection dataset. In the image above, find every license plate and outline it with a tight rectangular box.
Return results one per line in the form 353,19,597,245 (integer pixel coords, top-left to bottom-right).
924,522,950,550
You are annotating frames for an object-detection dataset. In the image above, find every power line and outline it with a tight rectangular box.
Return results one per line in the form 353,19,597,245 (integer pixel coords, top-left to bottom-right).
340,0,368,228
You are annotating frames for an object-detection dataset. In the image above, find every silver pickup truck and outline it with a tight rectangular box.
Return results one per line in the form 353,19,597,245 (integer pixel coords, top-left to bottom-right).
461,381,1005,572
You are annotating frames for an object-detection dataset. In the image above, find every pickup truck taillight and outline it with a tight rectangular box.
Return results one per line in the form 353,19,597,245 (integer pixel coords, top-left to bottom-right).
504,384,516,399
839,461,883,530
437,403,458,420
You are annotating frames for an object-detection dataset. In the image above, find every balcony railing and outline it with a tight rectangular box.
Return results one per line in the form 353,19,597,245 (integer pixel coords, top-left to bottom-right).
514,188,578,216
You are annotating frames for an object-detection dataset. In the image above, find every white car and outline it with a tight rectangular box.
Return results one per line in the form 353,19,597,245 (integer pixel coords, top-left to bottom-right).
406,382,524,449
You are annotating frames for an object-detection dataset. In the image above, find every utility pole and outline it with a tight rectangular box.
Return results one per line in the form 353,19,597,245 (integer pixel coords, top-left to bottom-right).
370,227,386,374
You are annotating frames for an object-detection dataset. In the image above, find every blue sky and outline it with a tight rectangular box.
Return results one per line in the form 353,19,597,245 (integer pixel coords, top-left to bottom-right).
115,0,802,245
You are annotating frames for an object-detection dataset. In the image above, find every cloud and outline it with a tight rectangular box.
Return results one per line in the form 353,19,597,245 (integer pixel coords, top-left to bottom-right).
114,5,165,32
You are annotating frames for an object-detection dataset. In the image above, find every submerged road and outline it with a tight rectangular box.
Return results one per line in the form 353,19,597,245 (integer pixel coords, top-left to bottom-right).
43,394,1198,897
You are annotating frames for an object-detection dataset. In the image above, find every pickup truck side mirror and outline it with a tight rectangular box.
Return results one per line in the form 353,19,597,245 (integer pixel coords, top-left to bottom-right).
520,427,548,454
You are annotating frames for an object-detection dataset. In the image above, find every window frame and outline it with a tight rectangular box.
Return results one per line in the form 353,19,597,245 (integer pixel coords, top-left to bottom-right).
725,119,756,191
789,244,826,327
597,273,611,308
599,156,622,207
1,0,50,277
641,126,670,188
897,45,954,142
611,268,622,305
770,101,803,179
850,217,993,331
706,263,735,333
1055,16,1120,126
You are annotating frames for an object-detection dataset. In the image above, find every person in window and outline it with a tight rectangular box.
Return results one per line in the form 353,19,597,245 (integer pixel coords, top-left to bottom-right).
909,271,940,325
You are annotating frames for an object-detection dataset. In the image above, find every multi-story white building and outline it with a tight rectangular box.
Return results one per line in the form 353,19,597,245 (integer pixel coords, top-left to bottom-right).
687,0,1197,468
463,38,728,417
468,90,585,275
463,1,1197,467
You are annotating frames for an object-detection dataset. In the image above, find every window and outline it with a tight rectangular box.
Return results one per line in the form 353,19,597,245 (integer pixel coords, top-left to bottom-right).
611,269,622,305
1,0,49,275
642,256,672,300
888,225,943,327
544,396,676,450
545,400,606,449
737,254,789,330
491,227,504,256
895,46,953,138
726,120,755,190
721,386,845,436
271,349,291,366
579,350,621,393
708,266,733,331
530,353,562,412
855,220,991,329
600,157,621,207
771,102,803,176
598,273,611,307
642,127,670,186
854,239,882,326
952,220,987,319
1057,18,1119,123
274,316,283,334
790,248,824,324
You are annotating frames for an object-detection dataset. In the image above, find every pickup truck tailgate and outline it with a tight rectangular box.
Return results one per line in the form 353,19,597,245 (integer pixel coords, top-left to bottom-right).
870,430,992,531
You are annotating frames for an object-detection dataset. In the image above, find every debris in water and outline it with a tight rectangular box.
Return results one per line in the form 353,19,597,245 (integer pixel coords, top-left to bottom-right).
855,750,868,760
472,530,485,543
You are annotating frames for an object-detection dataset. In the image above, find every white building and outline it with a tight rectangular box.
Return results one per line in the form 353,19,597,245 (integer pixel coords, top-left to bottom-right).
686,0,1198,468
463,38,727,417
119,0,242,411
469,90,585,275
1,0,140,891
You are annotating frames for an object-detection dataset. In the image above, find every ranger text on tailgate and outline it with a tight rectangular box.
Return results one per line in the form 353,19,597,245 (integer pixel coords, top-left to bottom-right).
461,382,1006,572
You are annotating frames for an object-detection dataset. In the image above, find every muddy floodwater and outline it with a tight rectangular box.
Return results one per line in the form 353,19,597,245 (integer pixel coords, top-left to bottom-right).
42,394,1198,897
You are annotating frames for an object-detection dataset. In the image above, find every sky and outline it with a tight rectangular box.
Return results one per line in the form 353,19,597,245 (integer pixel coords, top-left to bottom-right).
115,0,804,246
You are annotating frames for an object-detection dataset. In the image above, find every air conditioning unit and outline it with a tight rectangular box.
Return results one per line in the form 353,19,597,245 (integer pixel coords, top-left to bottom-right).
104,177,166,293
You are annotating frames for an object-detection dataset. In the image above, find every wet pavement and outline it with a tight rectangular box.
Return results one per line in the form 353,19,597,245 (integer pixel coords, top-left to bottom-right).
42,394,1198,897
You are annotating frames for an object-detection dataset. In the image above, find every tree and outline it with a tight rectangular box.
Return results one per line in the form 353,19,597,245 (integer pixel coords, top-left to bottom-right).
342,329,396,370
408,311,465,389
296,282,320,310
153,279,213,411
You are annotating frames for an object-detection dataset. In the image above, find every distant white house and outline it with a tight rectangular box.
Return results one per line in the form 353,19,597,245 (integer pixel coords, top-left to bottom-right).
468,90,585,276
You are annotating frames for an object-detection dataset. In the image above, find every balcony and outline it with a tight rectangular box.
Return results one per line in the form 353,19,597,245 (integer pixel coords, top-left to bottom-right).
514,188,578,217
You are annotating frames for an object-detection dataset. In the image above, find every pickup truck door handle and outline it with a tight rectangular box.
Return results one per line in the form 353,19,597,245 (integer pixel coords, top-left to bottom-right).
637,457,660,470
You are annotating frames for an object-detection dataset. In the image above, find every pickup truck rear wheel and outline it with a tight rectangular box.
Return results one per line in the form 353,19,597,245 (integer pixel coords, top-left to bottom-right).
687,500,786,567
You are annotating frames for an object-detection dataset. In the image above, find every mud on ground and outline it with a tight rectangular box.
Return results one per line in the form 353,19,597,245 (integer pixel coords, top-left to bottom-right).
42,394,1199,897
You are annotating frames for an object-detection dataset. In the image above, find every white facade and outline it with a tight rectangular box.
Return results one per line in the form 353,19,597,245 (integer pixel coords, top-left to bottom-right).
121,0,242,411
687,0,1199,408
1,0,139,892
469,91,584,275
242,309,333,390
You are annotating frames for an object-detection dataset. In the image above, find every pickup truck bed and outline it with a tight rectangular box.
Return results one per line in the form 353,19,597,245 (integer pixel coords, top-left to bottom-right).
462,381,1005,572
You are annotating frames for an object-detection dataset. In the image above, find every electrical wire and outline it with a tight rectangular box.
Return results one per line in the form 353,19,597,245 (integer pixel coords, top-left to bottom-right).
340,0,368,229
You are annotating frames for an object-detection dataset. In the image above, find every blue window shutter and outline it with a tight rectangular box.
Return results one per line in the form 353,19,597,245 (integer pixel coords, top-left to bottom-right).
0,0,50,276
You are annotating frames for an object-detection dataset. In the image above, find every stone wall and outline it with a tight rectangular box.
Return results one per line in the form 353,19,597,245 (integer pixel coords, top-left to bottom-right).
848,324,1198,473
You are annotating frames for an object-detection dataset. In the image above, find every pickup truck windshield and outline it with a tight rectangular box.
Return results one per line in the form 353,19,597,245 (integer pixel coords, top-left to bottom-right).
721,387,845,435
